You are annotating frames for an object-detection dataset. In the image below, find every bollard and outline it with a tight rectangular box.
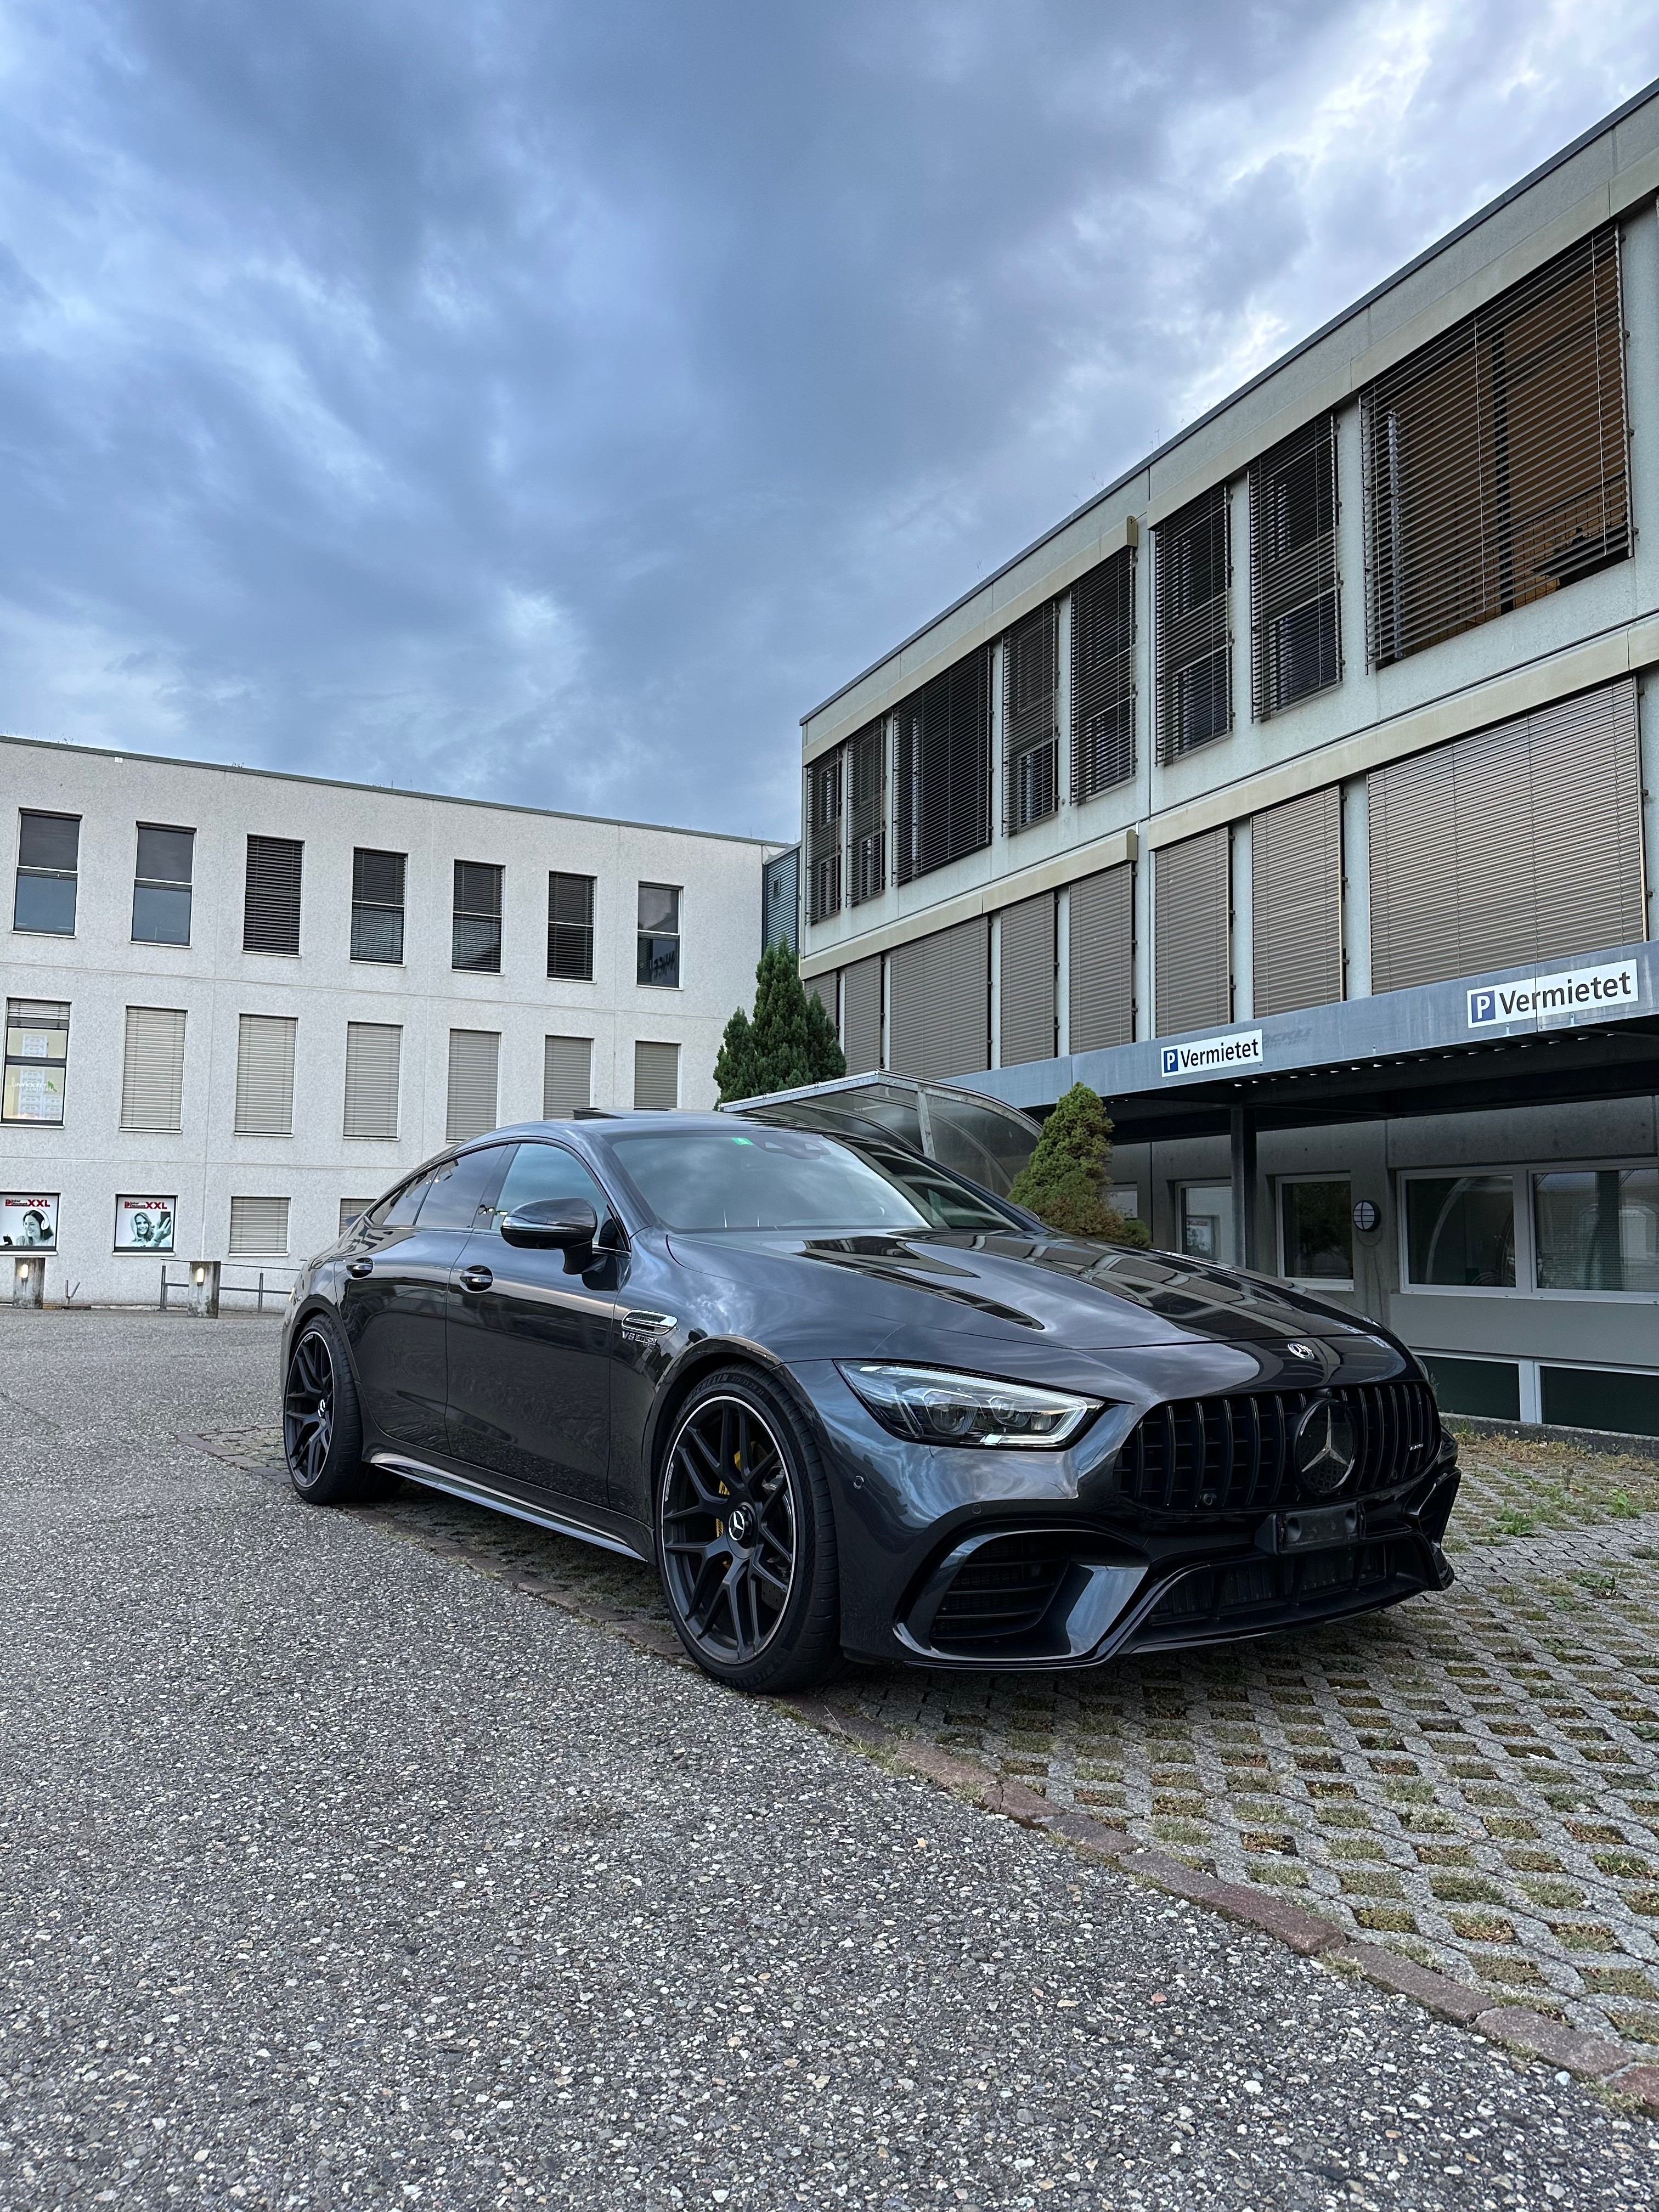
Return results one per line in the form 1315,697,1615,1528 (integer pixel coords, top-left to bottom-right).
11,1254,45,1308
186,1259,221,1318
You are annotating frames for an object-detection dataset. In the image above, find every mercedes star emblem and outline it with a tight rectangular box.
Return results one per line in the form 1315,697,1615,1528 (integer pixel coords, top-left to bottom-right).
1292,1397,1358,1497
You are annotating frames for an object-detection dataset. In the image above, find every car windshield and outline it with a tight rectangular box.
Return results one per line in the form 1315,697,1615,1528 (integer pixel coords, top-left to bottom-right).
609,1127,1012,1233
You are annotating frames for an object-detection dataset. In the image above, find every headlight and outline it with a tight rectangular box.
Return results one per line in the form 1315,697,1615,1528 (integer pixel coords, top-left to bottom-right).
836,1363,1101,1448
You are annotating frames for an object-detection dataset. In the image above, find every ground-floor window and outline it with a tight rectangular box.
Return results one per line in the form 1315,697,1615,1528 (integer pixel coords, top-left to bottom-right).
1178,1181,1232,1262
1278,1176,1352,1286
1402,1162,1658,1297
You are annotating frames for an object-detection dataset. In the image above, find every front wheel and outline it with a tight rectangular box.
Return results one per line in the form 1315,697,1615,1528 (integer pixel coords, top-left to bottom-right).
656,1367,843,1693
283,1316,371,1504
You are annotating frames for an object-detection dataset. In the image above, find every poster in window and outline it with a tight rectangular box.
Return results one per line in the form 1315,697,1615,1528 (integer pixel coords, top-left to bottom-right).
114,1194,176,1253
0,1193,58,1248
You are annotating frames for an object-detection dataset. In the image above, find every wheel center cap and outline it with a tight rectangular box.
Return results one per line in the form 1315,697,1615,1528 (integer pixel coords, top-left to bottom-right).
726,1503,756,1545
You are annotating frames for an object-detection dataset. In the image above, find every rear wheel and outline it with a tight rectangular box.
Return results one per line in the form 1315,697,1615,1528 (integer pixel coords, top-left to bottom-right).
656,1367,842,1693
284,1316,371,1504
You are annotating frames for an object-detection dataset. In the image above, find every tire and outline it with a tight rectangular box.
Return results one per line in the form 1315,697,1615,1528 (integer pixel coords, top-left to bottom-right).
655,1365,843,1694
283,1312,373,1505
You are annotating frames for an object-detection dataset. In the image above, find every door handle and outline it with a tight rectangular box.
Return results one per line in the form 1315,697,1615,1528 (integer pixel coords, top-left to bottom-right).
347,1258,374,1278
459,1266,494,1294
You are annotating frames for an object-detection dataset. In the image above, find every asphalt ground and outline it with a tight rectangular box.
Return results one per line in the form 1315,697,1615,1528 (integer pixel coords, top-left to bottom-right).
0,1313,1655,2210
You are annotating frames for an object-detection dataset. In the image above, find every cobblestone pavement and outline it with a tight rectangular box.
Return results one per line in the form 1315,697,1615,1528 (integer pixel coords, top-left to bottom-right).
199,1417,1659,2058
13,1314,1659,2212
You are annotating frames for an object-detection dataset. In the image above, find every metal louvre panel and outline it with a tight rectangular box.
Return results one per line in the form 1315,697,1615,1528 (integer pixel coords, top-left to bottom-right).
1003,601,1058,833
1362,224,1628,670
634,1040,680,1110
547,872,595,980
895,650,991,883
229,1195,289,1256
848,719,887,905
1250,415,1340,719
343,1022,401,1139
1369,676,1643,992
888,918,989,1081
998,894,1056,1065
806,746,844,923
543,1034,592,1119
120,1006,186,1133
234,1014,297,1137
842,956,882,1075
445,1029,500,1142
1154,828,1230,1034
1068,863,1134,1052
1155,486,1232,761
1251,787,1343,1016
242,836,302,955
1070,545,1136,800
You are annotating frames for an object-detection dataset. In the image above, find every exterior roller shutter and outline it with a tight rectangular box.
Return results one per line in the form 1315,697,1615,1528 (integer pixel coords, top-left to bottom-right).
1003,602,1059,832
888,918,989,1081
806,972,837,1026
634,1040,680,1110
242,836,303,955
1250,414,1340,718
446,1029,500,1142
1251,787,1343,1016
1369,675,1644,992
806,747,844,923
848,720,887,905
1069,865,1135,1053
543,1035,592,1119
842,956,882,1075
998,895,1056,1066
339,1199,375,1236
234,1014,297,1137
120,1006,186,1133
229,1195,289,1255
895,651,992,883
1155,486,1232,761
1070,546,1137,800
343,1022,402,1139
1155,829,1231,1035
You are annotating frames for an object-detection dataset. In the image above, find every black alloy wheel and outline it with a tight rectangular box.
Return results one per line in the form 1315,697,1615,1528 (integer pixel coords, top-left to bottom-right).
283,1316,369,1504
657,1369,842,1692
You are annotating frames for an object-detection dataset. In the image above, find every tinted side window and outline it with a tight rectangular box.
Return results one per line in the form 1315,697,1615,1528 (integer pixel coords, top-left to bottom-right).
421,1145,511,1231
486,1142,611,1231
377,1170,437,1232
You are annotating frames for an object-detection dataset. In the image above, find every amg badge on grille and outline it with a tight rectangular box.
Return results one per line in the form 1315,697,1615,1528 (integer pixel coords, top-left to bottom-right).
1292,1397,1357,1496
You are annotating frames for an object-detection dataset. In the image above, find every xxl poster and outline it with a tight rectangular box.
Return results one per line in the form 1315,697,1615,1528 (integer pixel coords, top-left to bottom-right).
0,1193,58,1248
114,1195,176,1252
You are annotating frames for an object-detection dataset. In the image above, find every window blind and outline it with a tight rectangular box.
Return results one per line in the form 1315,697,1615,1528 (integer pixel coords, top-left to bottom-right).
1251,787,1343,1016
634,1040,680,1110
543,1034,592,1119
120,1006,187,1132
895,650,991,884
446,1029,500,1142
1154,828,1231,1034
1155,486,1232,760
887,918,989,1081
229,1195,289,1255
807,973,837,1027
842,956,882,1075
1068,864,1135,1053
1003,602,1058,833
1070,547,1136,801
1369,676,1644,992
1362,223,1628,670
806,747,844,924
343,1022,402,1139
548,872,595,980
453,861,504,973
848,719,887,906
1250,414,1340,718
351,848,405,964
242,836,302,955
234,1014,297,1137
998,895,1056,1065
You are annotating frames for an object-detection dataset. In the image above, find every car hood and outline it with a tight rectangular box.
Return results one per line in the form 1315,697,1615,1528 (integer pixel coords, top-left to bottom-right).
662,1226,1385,1355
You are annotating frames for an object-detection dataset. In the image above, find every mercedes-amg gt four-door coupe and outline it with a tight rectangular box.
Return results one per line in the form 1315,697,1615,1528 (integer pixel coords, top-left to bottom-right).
280,1114,1459,1692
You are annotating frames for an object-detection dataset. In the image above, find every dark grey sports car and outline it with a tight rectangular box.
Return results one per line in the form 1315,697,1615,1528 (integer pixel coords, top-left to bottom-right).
280,1113,1459,1692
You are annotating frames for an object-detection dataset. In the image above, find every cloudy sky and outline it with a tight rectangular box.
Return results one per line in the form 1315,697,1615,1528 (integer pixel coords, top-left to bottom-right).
0,3,1652,840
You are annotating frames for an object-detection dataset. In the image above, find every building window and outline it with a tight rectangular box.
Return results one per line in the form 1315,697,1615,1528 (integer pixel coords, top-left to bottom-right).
848,719,887,906
1362,222,1627,670
3,1000,69,1124
339,1198,375,1237
1003,600,1059,833
634,1039,680,1109
895,650,992,884
114,1196,175,1252
132,825,195,945
637,884,681,987
1250,414,1340,718
243,835,303,956
1279,1177,1353,1285
1404,1175,1516,1288
1178,1181,1233,1263
453,861,504,973
351,848,406,964
806,748,843,923
1,1193,57,1248
234,1013,297,1138
547,872,595,980
1070,546,1136,801
120,1007,187,1133
446,1029,500,1142
1154,484,1232,760
1532,1167,1659,1294
343,1022,402,1140
543,1034,592,1119
14,811,80,935
229,1195,290,1256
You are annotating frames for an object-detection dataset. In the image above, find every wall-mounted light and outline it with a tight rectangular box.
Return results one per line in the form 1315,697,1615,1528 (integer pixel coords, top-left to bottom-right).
14,1259,26,1280
194,1265,207,1285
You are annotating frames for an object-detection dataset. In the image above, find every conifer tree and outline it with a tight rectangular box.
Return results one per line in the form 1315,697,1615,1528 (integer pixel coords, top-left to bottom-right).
1008,1082,1149,1244
714,939,846,1103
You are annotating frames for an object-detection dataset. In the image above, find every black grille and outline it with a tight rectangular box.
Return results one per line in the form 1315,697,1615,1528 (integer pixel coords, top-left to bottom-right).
1141,1538,1421,1640
1115,1381,1440,1514
931,1534,1071,1647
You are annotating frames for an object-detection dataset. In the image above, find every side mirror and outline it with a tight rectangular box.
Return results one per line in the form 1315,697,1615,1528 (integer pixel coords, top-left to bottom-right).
500,1198,599,1251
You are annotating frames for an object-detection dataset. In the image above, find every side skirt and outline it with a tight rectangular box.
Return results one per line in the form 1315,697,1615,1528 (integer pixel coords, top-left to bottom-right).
368,1451,652,1564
